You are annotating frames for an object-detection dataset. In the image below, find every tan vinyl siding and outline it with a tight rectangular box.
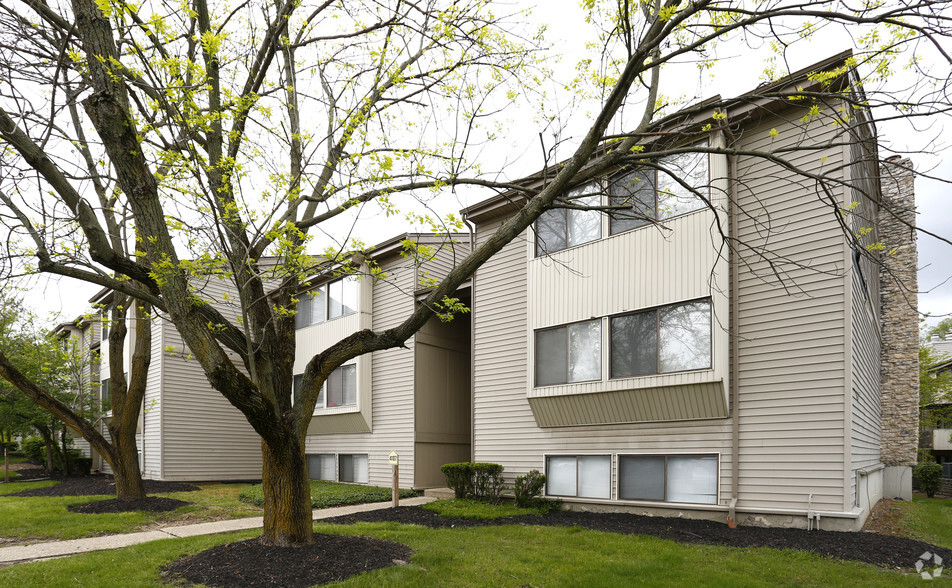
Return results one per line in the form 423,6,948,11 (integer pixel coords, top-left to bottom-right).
142,315,165,479
733,107,849,512
304,257,418,488
415,234,469,288
847,138,883,507
157,326,263,481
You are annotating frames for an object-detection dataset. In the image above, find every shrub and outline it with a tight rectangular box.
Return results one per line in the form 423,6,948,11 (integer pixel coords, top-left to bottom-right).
471,462,505,504
514,469,546,507
915,461,945,498
440,462,474,499
21,437,45,464
918,448,936,463
0,440,17,453
70,456,92,476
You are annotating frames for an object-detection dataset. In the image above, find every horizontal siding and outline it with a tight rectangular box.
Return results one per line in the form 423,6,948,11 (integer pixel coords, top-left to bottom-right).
304,253,417,488
416,234,470,288
733,106,849,512
158,327,263,481
142,316,164,479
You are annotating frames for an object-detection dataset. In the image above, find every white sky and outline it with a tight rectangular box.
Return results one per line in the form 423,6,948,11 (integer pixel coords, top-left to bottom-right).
23,1,952,331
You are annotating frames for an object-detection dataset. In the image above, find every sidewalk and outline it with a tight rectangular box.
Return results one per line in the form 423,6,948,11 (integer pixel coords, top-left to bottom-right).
0,496,434,565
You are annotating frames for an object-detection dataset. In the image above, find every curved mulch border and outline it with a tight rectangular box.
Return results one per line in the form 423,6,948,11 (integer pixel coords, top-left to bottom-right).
7,475,200,497
160,534,412,588
67,496,192,514
320,505,952,570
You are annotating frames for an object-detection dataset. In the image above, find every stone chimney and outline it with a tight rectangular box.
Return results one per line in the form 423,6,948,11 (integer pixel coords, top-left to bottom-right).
878,156,918,500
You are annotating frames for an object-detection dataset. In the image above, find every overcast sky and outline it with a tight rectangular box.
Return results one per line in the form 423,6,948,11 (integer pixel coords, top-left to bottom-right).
21,1,952,331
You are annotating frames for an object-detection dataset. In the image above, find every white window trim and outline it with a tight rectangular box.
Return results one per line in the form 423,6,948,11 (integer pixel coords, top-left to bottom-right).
294,361,361,416
541,452,722,506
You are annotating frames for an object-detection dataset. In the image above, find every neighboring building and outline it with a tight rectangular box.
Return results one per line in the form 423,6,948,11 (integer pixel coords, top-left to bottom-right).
298,233,471,489
459,52,917,531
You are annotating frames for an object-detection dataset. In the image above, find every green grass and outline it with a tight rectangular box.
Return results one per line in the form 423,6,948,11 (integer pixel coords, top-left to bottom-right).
0,480,262,542
899,493,952,548
0,521,934,587
238,480,418,509
422,498,554,519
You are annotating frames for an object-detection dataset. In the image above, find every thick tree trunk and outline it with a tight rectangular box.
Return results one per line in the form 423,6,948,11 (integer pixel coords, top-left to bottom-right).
112,443,145,499
260,436,313,546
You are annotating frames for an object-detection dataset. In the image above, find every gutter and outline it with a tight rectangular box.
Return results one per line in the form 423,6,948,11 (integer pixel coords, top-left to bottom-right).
464,216,477,462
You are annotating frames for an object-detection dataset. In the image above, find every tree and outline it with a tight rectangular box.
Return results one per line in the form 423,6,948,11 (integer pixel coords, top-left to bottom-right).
928,318,952,340
0,0,949,546
0,292,151,498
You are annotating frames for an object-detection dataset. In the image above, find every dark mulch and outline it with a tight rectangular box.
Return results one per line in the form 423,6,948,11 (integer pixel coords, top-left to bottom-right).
7,474,200,497
67,496,192,513
321,505,952,571
161,534,412,588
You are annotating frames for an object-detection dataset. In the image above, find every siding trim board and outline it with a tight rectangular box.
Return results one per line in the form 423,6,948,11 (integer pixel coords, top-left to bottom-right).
528,382,728,427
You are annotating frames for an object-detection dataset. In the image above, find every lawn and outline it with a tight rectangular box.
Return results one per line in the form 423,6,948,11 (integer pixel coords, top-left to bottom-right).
898,493,952,548
0,479,416,543
0,520,936,587
0,480,263,542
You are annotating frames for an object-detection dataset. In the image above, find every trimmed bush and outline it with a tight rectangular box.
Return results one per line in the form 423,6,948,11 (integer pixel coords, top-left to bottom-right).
514,469,546,507
71,457,93,476
441,462,474,499
441,462,505,502
471,463,505,504
915,461,944,498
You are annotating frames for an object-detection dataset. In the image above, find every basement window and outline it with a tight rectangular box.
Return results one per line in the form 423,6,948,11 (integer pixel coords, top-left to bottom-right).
339,454,368,484
545,455,611,499
618,454,717,504
306,454,336,481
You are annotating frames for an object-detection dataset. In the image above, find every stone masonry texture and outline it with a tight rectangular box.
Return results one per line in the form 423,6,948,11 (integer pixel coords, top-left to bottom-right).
879,157,918,467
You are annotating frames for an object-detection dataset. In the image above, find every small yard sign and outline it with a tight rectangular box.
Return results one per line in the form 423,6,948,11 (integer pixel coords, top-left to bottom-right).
389,451,399,466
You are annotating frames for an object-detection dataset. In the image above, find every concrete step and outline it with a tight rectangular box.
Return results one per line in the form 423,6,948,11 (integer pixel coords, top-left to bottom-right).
423,487,455,499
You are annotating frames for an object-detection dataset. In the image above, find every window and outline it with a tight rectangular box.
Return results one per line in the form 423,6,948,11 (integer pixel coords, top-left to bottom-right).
545,455,611,499
339,454,368,483
101,314,110,342
609,148,709,235
535,183,602,256
306,454,336,481
293,364,354,410
100,378,110,409
618,454,717,504
535,320,601,387
610,299,711,378
296,277,358,329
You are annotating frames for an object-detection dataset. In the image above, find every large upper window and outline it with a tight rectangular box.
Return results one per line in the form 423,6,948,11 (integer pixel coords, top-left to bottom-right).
609,150,709,235
533,299,711,388
610,299,711,378
296,277,358,329
293,363,357,410
535,320,601,386
535,184,602,256
534,145,710,256
618,454,717,504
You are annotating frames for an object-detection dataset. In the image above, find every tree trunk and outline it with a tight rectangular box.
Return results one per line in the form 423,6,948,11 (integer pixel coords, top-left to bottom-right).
108,414,145,499
61,428,70,476
260,436,313,546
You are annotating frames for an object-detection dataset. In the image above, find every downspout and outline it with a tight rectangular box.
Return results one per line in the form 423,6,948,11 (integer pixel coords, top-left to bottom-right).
728,152,741,529
464,216,477,463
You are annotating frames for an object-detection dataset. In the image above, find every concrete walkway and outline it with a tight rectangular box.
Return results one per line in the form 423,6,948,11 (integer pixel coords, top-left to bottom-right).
0,496,434,565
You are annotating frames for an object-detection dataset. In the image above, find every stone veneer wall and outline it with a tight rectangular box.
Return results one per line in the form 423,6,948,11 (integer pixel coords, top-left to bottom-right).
878,156,919,473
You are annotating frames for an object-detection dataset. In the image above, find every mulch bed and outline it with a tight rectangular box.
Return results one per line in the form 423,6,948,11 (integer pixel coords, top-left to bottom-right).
161,534,412,588
7,474,200,497
321,505,952,571
67,496,192,513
